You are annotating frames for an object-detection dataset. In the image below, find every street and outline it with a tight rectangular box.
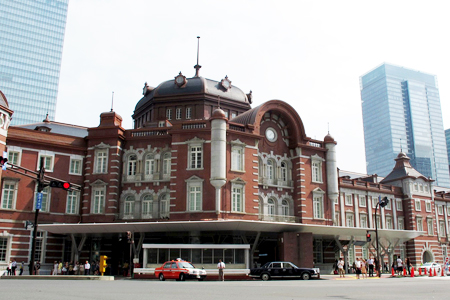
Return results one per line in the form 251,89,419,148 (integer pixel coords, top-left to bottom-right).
1,276,449,300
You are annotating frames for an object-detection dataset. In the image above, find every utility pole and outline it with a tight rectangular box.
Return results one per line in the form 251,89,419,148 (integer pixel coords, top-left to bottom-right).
375,196,389,277
29,157,45,275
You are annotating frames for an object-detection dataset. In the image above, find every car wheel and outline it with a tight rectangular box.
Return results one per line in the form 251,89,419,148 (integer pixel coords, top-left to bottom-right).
179,273,185,281
159,273,165,281
198,278,204,281
301,272,311,280
261,273,270,281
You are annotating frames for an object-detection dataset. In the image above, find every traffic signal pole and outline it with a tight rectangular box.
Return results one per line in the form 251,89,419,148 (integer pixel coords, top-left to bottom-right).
30,157,45,275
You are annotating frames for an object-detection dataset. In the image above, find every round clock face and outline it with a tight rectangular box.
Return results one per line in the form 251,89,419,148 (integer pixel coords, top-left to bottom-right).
176,76,184,84
265,127,277,142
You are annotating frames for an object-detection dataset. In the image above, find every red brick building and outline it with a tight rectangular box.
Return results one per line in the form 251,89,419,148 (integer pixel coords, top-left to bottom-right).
0,69,449,275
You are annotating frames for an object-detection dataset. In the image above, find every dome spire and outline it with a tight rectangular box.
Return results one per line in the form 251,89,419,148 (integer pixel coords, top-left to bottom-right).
194,36,201,77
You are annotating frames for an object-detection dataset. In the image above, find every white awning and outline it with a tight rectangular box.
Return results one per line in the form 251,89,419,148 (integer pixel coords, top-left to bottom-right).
38,219,422,242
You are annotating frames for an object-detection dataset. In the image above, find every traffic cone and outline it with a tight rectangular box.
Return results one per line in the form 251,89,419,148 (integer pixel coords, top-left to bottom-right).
434,268,437,277
403,267,407,276
441,268,444,277
411,267,414,277
391,267,395,277
418,267,421,276
429,268,432,277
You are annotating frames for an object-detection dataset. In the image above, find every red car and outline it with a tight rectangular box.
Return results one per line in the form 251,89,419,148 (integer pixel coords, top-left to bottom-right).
155,259,207,281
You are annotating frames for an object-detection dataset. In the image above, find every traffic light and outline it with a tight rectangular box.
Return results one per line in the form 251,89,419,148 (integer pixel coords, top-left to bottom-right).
380,196,389,208
366,232,371,242
99,255,108,275
49,180,71,190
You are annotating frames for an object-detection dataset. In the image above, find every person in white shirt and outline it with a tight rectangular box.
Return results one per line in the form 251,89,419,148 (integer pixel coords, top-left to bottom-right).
337,258,345,278
217,259,225,281
84,261,91,275
367,257,374,277
355,258,362,279
397,257,403,276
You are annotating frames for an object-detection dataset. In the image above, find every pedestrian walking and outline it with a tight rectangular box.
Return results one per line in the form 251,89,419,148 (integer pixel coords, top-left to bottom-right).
217,259,225,281
337,257,345,278
52,261,58,275
355,258,362,279
367,257,374,277
84,261,91,275
361,259,367,279
19,261,24,275
11,259,17,275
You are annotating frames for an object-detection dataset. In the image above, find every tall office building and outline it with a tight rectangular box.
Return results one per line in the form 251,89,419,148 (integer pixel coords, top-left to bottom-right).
445,128,450,173
360,63,450,187
0,0,69,125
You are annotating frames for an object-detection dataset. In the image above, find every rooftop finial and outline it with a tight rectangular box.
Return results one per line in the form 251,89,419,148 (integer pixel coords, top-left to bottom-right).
111,91,114,112
194,36,201,77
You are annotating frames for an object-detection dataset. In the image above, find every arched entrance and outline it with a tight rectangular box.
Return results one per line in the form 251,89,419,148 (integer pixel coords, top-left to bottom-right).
422,250,433,263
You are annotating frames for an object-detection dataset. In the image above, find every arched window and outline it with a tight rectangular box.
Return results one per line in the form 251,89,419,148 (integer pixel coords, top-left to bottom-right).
160,193,170,217
268,198,275,216
280,161,287,182
142,194,153,217
162,153,171,178
266,160,274,180
281,199,289,216
144,154,155,176
124,195,134,216
128,155,137,176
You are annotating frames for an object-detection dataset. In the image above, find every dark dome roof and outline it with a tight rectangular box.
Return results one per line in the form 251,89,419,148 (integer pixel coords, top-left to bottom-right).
324,133,335,143
211,108,227,119
135,76,249,112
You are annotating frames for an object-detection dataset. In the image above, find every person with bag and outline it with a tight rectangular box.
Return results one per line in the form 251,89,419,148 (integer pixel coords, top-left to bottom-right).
217,259,225,281
337,257,345,278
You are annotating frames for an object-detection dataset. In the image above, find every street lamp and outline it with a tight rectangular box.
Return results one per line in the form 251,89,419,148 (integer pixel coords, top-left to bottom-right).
375,196,389,277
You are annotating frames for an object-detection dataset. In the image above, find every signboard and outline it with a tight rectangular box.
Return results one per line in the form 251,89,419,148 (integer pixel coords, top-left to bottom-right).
36,192,43,210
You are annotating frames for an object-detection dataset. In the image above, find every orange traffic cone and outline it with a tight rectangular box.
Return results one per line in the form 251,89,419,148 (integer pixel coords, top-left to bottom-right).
403,267,407,276
441,268,444,277
391,267,395,277
411,267,414,277
418,267,422,276
429,268,432,277
434,268,437,277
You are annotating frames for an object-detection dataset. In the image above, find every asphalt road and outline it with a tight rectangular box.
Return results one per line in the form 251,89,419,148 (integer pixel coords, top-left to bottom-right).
2,276,449,300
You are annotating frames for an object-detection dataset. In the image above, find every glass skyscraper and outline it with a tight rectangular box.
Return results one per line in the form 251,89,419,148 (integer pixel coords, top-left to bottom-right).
360,63,450,187
0,0,69,125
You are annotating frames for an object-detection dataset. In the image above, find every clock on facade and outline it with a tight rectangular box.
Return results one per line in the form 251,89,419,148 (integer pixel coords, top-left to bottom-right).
265,127,277,142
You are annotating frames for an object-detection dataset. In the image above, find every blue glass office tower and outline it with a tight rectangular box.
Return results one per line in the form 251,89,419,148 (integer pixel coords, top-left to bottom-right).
360,63,450,187
0,0,69,125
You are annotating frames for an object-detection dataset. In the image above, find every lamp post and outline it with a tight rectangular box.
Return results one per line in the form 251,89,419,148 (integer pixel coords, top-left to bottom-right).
375,196,389,277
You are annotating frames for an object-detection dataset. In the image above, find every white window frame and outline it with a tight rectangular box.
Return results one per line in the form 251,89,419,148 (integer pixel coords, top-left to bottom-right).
425,201,432,212
360,214,368,228
439,221,446,237
144,154,156,178
345,194,353,206
69,158,82,175
186,177,203,212
345,213,354,227
94,148,108,174
142,195,154,218
359,195,366,207
127,154,137,176
35,185,51,212
66,190,79,214
166,108,172,120
311,155,324,183
266,159,275,181
160,193,170,217
396,199,403,211
8,151,20,165
0,236,9,263
176,108,182,120
267,198,276,216
231,143,245,172
415,199,421,211
231,183,244,213
313,189,325,219
385,216,393,229
372,197,377,209
188,142,203,170
438,205,444,215
417,217,423,231
162,152,171,178
398,217,404,230
281,199,289,216
186,107,192,119
385,199,392,210
427,218,433,235
92,186,106,214
124,195,135,218
1,180,17,210
38,153,54,172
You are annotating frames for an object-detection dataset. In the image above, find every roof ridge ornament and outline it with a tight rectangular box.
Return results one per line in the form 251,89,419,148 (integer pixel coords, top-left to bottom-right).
194,36,201,77
220,75,231,91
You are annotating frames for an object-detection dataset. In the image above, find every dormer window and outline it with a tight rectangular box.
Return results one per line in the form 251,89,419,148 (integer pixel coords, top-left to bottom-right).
35,126,51,132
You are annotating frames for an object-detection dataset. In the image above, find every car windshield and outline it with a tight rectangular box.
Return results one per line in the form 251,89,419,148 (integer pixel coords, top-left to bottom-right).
423,263,433,267
178,262,195,269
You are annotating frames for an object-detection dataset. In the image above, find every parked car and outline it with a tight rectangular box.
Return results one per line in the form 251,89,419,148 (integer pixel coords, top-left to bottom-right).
249,261,320,281
155,259,207,281
419,262,441,275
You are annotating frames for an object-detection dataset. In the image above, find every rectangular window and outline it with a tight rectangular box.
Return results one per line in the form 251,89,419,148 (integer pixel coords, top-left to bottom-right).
313,195,324,219
232,186,243,212
425,201,432,212
373,215,381,229
189,146,202,169
0,237,7,262
39,155,54,172
438,205,444,215
189,186,202,211
385,216,393,229
417,218,423,231
439,221,446,237
1,181,17,209
35,186,50,212
186,107,192,119
345,194,353,206
176,108,182,120
396,199,403,211
66,191,78,214
359,195,366,207
346,213,354,227
34,232,44,262
415,200,421,211
313,240,323,264
231,147,244,171
92,188,105,214
166,108,172,120
145,159,155,175
312,161,321,182
142,200,153,216
8,151,20,165
385,199,391,210
427,219,433,235
334,212,340,226
360,214,368,228
372,197,377,209
95,149,107,173
69,159,82,175
398,217,404,230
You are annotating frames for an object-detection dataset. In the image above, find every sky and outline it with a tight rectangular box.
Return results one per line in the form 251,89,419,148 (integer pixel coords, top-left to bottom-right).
56,0,450,174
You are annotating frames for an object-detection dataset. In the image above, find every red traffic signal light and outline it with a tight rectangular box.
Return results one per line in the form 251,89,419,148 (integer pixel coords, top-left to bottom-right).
366,232,371,242
49,180,71,190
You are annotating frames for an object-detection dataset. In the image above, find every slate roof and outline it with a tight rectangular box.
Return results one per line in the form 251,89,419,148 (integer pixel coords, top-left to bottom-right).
14,118,88,138
380,152,430,184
